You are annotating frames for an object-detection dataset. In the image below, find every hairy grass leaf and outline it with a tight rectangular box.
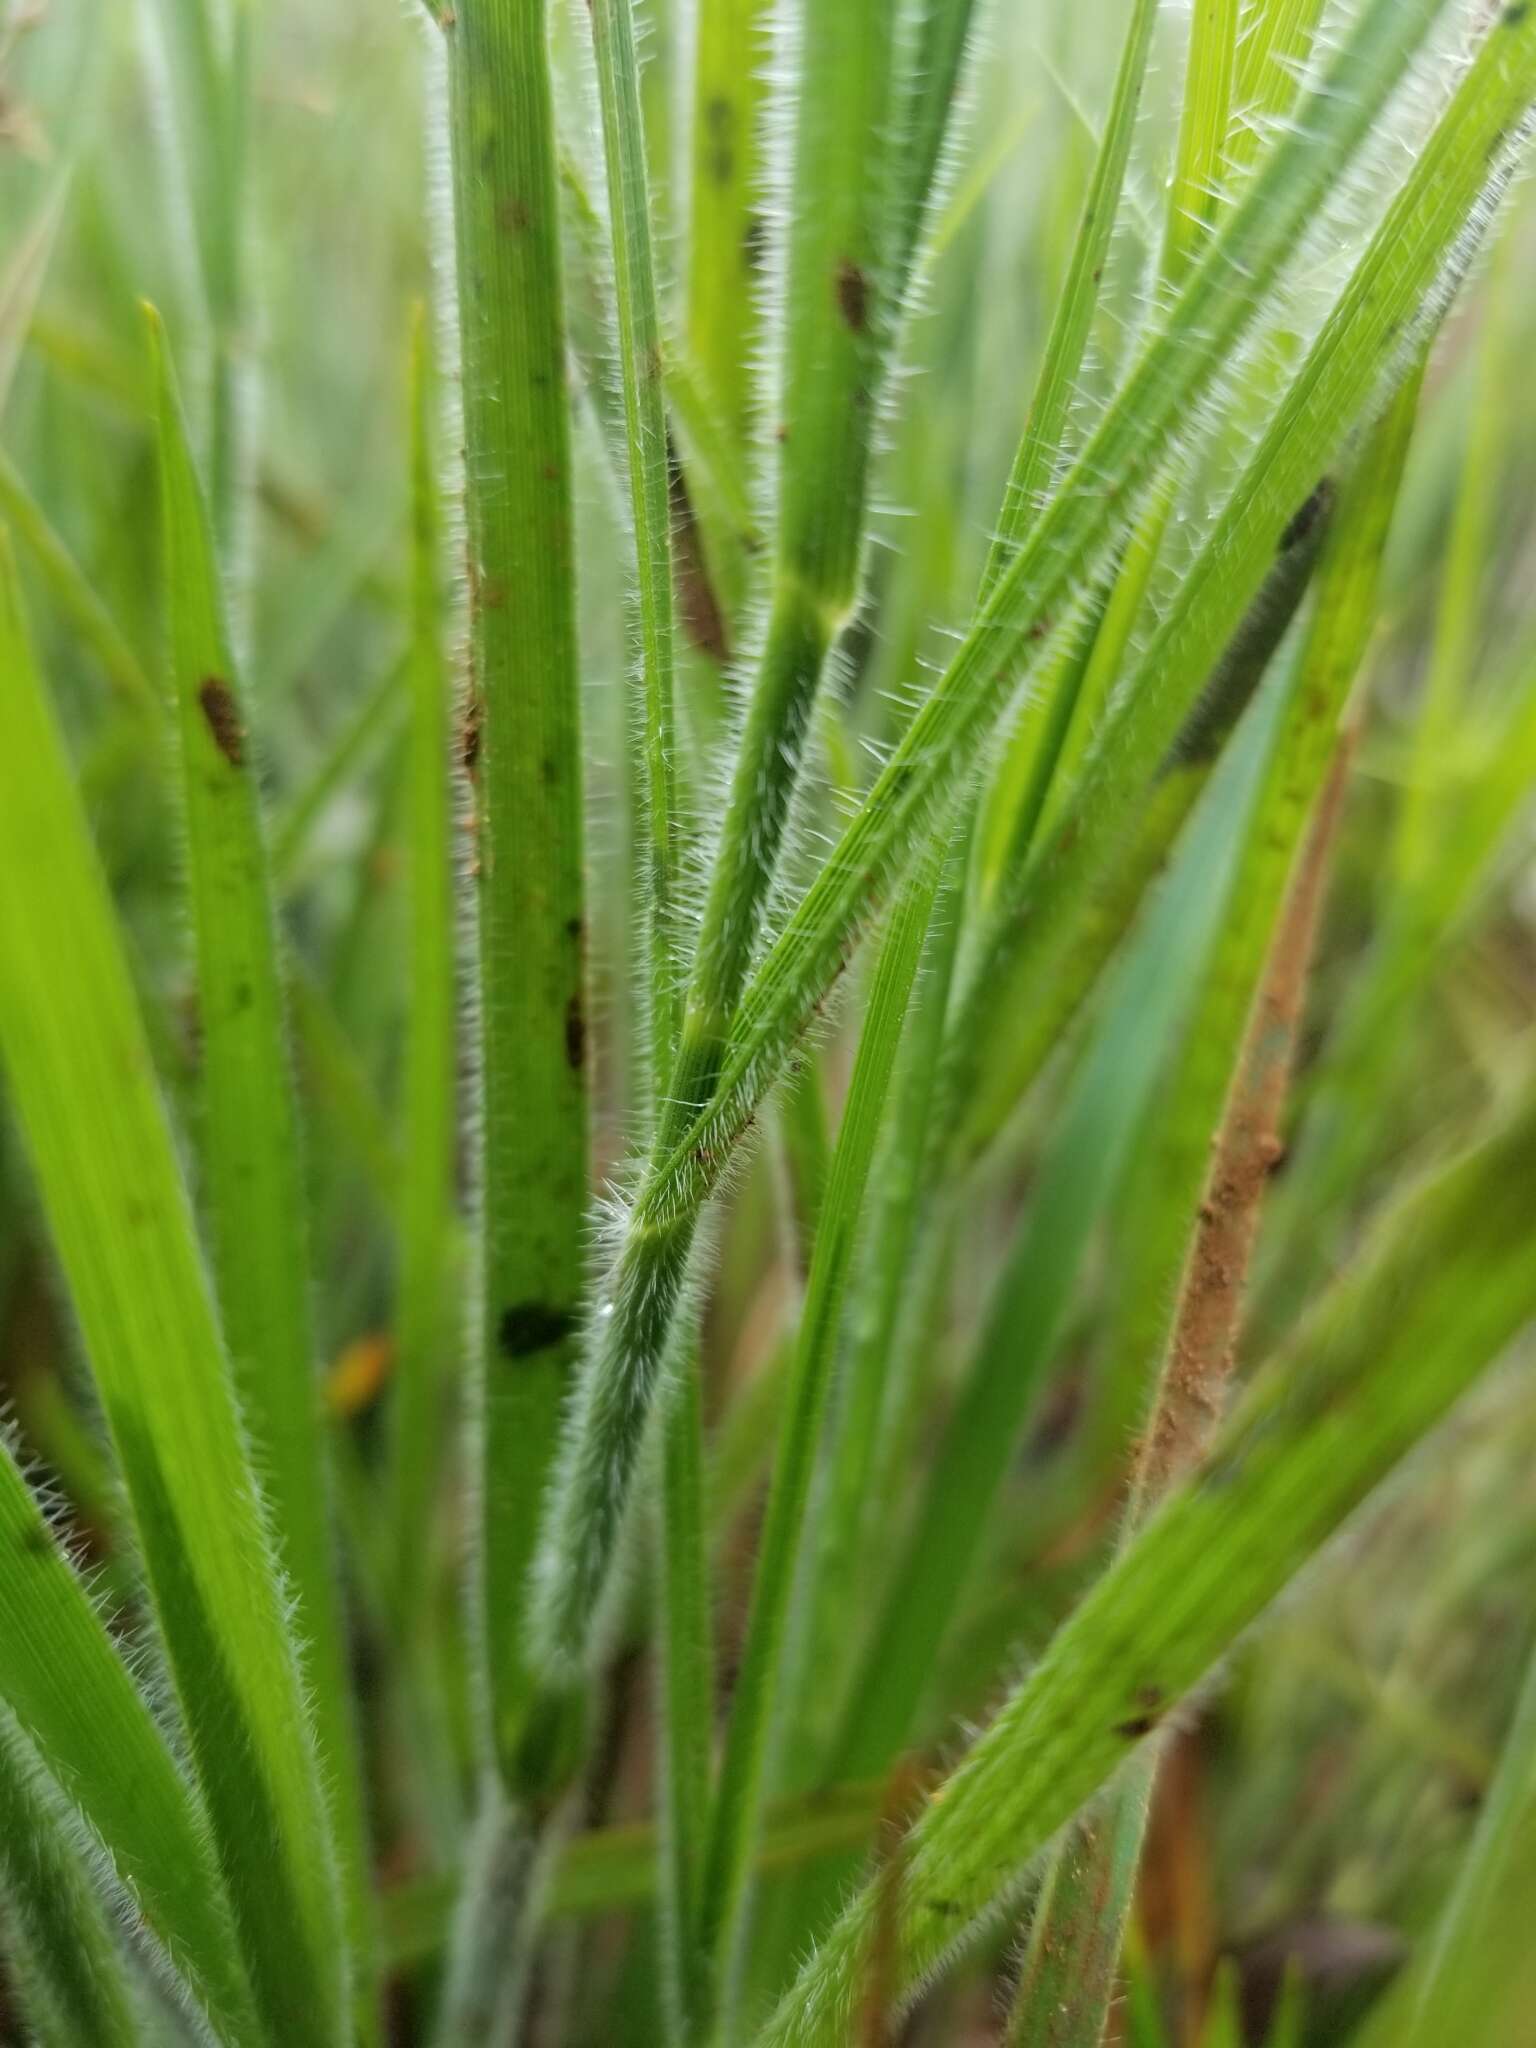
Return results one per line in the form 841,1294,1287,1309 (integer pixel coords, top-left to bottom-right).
0,532,342,2043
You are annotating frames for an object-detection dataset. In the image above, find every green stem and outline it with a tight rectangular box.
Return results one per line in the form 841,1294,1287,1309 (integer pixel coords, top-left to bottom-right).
587,0,713,2033
441,0,589,1775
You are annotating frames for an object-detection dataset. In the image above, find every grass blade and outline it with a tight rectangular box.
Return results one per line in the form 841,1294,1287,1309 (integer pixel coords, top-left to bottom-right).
686,0,771,455
947,11,1536,1157
699,869,938,2017
148,305,374,2025
654,0,908,1153
1228,0,1329,186
1401,1627,1536,2045
0,450,156,718
783,841,970,1785
530,0,918,1671
0,531,340,2042
1162,0,1240,286
387,310,459,1631
833,678,1286,1778
1103,366,1421,1497
0,1445,259,2045
590,0,684,1088
437,0,589,1775
0,1714,146,2048
1394,229,1514,895
1005,554,1374,2048
586,0,709,2031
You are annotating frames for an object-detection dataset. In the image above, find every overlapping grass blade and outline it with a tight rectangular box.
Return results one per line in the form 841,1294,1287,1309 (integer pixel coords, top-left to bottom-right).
1001,407,1408,2042
1162,0,1239,286
148,0,252,561
1228,0,1329,184
530,0,934,1670
0,1714,146,2048
758,1069,1536,2046
1102,366,1421,1476
686,0,771,455
832,678,1286,1779
978,0,1160,872
586,0,708,2029
781,843,970,1785
1400,1627,1536,2045
436,0,589,1776
387,309,458,1629
663,0,1467,1188
148,306,374,2023
528,0,1463,1672
0,1441,259,2046
0,451,155,717
591,0,684,1082
947,10,1536,1157
271,656,404,887
699,870,937,2018
0,528,345,2042
651,0,907,1150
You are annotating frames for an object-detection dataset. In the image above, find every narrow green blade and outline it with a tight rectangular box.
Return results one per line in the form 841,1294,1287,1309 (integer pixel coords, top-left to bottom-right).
0,528,345,2042
149,305,374,2027
0,1713,146,2048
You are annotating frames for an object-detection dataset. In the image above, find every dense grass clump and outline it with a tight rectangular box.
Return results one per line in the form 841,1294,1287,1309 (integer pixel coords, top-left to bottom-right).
2,1,1536,2042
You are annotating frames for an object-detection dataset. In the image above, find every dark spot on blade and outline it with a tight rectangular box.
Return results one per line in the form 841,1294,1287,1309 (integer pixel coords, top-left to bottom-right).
499,1301,578,1359
1114,1687,1166,1738
1506,4,1529,25
565,992,586,1071
1278,478,1335,554
498,195,531,233
836,257,871,332
198,678,244,766
705,96,734,184
18,1522,53,1558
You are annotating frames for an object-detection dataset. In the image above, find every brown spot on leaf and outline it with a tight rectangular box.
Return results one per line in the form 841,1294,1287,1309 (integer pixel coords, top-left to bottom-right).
459,697,482,775
668,432,732,664
704,95,734,184
498,195,532,233
836,258,871,332
1278,478,1335,554
565,992,586,1071
498,1302,577,1359
198,678,244,767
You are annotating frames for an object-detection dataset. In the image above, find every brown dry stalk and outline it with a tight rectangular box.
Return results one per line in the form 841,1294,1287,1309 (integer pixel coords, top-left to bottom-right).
1137,727,1360,1506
